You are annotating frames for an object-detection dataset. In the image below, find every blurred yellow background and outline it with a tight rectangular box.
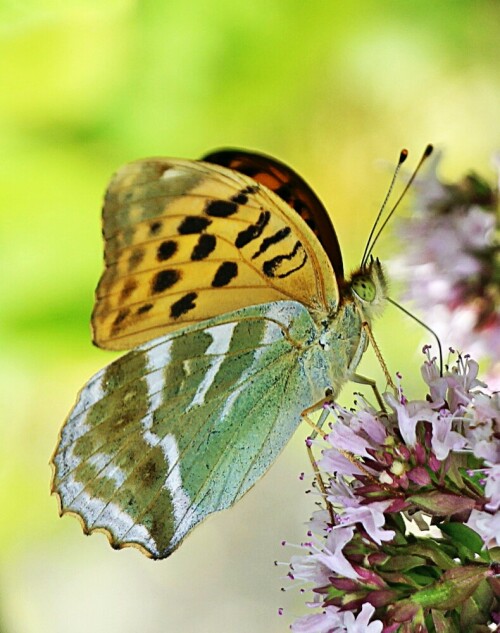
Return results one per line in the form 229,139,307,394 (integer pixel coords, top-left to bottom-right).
1,2,499,632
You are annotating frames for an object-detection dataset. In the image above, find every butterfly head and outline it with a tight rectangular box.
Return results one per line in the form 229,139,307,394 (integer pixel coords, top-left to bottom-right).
349,257,387,321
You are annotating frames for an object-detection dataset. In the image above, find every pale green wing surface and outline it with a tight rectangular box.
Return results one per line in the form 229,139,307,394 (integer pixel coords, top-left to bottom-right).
51,301,331,559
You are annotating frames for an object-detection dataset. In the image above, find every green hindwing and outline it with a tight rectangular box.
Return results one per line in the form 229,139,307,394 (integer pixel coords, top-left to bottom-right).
52,300,345,559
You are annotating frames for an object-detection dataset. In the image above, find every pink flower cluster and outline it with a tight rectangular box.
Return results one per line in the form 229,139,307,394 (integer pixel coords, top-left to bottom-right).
390,152,499,380
285,351,499,632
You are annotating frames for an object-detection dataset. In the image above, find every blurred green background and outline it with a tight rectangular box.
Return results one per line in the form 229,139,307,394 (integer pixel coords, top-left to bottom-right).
1,1,499,631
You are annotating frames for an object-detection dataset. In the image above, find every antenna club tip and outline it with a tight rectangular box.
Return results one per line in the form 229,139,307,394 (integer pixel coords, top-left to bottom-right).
399,149,409,164
424,144,434,157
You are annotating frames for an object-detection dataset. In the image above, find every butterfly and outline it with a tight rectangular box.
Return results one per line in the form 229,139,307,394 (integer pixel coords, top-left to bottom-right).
51,149,387,559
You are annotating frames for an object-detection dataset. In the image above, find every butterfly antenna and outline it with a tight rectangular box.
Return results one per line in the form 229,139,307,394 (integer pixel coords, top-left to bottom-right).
387,297,443,375
361,149,409,268
364,144,434,264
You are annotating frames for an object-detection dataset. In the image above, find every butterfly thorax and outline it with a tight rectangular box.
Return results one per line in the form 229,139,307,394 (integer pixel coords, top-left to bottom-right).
311,257,387,397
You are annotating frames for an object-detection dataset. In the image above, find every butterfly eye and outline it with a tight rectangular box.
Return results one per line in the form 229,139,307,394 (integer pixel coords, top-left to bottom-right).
352,276,376,302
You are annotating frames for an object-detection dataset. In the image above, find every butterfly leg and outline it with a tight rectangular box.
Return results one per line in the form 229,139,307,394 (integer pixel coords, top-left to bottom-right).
352,320,396,410
301,323,396,522
301,402,335,524
301,397,331,437
361,321,395,392
302,399,395,522
350,373,386,411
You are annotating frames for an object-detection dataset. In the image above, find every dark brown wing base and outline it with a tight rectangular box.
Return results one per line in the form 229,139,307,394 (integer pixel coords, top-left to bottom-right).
202,149,344,279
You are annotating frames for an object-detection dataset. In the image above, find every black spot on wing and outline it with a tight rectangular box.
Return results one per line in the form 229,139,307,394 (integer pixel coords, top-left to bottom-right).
251,227,291,259
211,262,238,287
229,186,258,204
205,199,238,217
263,241,308,278
120,279,137,300
235,210,270,248
128,248,145,271
152,269,181,293
191,233,216,260
170,292,197,318
178,216,212,234
157,240,178,261
149,221,162,235
243,185,259,194
230,192,248,205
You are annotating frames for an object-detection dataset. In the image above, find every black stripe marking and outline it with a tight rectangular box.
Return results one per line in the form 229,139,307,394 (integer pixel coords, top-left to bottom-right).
263,241,307,278
191,233,216,261
137,303,153,314
235,210,271,248
211,262,238,287
178,216,212,234
152,269,181,293
251,226,291,259
157,240,178,261
205,199,238,217
112,308,130,332
242,185,259,194
170,292,197,318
